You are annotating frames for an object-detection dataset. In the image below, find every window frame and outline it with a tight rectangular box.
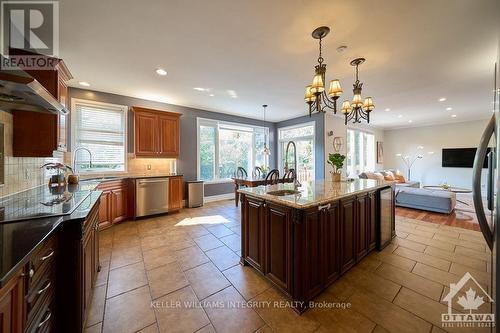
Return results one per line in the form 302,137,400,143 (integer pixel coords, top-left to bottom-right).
277,121,316,176
71,98,128,174
346,126,376,176
196,117,269,183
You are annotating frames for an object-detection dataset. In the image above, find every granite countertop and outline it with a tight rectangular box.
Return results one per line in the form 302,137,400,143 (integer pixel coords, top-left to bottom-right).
0,186,102,287
238,179,394,209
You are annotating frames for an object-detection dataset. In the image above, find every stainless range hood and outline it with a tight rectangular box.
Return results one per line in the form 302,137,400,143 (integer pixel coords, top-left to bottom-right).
0,56,68,115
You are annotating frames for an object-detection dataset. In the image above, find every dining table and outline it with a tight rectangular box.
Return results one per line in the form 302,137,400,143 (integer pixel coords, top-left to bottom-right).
231,176,291,206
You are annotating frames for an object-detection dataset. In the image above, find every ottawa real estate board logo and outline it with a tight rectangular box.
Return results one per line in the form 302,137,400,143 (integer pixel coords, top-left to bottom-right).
441,272,495,328
1,0,59,70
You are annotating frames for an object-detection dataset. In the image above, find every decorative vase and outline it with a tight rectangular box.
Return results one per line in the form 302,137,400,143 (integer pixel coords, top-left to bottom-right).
331,172,341,182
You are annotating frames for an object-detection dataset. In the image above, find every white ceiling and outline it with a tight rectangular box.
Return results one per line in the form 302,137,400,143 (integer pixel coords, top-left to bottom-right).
60,0,499,128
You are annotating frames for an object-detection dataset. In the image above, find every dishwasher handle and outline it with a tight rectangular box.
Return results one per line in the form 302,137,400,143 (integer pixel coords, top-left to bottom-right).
137,178,169,184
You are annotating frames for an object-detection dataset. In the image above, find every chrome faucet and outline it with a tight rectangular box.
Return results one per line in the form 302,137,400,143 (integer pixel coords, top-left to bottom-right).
284,141,301,189
73,147,93,173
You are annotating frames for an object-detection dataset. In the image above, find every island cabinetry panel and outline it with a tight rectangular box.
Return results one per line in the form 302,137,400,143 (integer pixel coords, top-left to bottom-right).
339,197,356,274
356,193,369,261
265,203,293,295
242,196,266,272
368,191,377,251
322,203,341,285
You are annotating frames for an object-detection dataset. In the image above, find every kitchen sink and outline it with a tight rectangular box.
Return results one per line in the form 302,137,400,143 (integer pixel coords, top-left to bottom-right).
266,189,300,196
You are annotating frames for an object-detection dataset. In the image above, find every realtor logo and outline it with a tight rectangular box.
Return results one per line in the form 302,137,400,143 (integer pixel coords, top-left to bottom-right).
1,1,59,69
441,272,495,328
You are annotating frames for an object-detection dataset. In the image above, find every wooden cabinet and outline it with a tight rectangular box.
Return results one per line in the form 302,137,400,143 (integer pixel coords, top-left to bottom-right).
0,268,25,333
356,194,369,261
133,107,181,158
242,197,266,272
82,208,99,321
322,203,340,285
13,57,72,156
339,197,356,274
168,176,183,212
97,180,129,229
368,191,377,251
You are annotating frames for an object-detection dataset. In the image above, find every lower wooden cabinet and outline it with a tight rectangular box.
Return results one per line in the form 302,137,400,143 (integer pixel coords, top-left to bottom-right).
339,197,356,274
243,197,266,271
97,180,129,229
168,176,183,212
82,206,99,325
0,268,25,333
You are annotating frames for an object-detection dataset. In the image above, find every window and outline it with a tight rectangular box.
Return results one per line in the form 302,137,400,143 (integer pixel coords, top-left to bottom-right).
346,129,375,177
278,122,315,182
197,118,269,181
72,99,127,173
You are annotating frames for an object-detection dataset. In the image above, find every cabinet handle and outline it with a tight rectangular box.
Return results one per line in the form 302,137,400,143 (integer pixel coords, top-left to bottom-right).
37,310,52,328
37,280,51,295
318,203,331,211
40,250,54,262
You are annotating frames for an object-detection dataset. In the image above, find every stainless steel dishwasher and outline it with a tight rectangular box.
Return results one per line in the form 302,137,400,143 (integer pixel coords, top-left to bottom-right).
136,177,169,217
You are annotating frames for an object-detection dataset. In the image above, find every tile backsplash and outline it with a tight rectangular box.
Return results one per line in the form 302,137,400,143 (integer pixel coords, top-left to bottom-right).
0,110,63,198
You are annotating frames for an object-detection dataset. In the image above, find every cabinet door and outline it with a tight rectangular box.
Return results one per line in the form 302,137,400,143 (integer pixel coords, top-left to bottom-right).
339,197,356,274
111,187,127,224
244,197,266,272
12,110,57,157
323,203,340,285
135,112,158,157
265,203,292,294
303,209,323,298
83,233,93,317
168,177,183,211
0,269,25,333
158,114,180,157
368,192,377,251
356,194,369,261
98,191,112,229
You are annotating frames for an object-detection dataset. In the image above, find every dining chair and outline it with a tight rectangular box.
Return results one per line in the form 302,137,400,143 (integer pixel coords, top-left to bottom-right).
235,167,248,179
265,169,280,185
253,166,263,179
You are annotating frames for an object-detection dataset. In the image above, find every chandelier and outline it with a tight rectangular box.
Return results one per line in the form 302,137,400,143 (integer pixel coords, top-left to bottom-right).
304,26,343,116
340,58,375,125
262,105,271,156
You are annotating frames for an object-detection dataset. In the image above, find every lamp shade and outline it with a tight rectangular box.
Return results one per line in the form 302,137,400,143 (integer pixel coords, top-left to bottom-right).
304,85,316,102
351,93,363,107
310,74,325,94
341,100,352,114
328,79,342,97
363,96,375,111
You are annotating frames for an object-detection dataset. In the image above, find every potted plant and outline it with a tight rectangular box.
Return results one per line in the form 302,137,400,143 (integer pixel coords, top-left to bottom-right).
327,153,346,182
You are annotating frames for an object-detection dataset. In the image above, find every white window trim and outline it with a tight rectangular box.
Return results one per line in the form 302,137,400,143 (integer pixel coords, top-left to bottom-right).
71,98,129,174
346,127,376,175
196,117,269,183
277,121,316,172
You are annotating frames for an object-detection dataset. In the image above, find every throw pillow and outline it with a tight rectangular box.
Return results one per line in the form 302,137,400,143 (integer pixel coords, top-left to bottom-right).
373,172,385,181
395,174,406,183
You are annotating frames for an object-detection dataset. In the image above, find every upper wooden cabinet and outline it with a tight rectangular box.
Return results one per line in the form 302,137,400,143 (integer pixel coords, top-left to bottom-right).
132,107,181,158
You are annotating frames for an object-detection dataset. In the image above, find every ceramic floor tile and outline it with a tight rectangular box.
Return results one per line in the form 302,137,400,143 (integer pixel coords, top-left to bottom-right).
85,284,106,327
394,237,426,252
141,234,170,252
371,251,416,271
406,234,456,252
103,286,156,333
219,233,241,252
142,245,177,270
394,246,451,271
107,262,148,298
207,224,234,238
84,322,102,333
174,245,210,271
424,246,487,271
205,245,240,271
203,286,265,333
454,246,490,260
153,286,210,333
193,234,224,251
185,262,231,300
433,234,486,252
305,305,376,333
342,266,401,302
109,245,143,270
448,262,490,287
196,324,217,333
222,265,270,300
412,263,461,286
95,260,109,287
137,323,159,333
147,262,189,299
112,234,141,249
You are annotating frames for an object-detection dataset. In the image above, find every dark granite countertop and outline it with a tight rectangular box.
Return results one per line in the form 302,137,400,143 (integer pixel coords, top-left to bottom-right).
0,182,102,287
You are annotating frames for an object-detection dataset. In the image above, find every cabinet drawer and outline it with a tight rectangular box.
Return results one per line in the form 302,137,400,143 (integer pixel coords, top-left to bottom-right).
25,292,54,333
26,265,55,327
28,236,57,289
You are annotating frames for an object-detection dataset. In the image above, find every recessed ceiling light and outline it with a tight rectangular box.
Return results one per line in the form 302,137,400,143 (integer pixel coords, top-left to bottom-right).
446,107,453,111
155,68,167,76
439,97,446,102
397,114,403,118
209,94,215,97
408,120,413,123
384,108,390,112
451,114,457,118
78,81,90,87
336,45,348,53
193,87,208,92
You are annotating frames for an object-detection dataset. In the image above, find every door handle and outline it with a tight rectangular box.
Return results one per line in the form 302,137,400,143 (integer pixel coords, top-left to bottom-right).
472,115,495,250
487,150,495,211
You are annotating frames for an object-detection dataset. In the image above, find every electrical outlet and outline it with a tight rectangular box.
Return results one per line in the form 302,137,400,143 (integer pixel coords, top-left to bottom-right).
147,164,152,170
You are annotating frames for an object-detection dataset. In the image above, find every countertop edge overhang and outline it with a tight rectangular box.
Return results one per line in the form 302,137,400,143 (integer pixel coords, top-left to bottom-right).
237,179,395,209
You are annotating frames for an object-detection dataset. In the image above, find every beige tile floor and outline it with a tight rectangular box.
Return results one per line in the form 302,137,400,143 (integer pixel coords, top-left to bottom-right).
85,200,492,333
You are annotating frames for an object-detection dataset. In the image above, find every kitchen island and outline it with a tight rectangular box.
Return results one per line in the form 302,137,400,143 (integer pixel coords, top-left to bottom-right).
238,179,395,313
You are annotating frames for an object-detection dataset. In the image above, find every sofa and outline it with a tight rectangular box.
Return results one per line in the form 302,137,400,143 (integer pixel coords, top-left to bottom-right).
395,187,456,214
358,170,420,188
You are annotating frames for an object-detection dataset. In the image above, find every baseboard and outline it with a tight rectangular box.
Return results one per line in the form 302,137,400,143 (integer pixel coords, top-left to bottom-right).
203,193,234,203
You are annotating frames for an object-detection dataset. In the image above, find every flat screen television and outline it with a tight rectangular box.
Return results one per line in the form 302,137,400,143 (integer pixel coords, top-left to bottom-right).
442,148,491,168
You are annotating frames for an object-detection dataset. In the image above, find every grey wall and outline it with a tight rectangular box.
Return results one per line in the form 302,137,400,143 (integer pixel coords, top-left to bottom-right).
275,113,325,180
69,88,277,197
